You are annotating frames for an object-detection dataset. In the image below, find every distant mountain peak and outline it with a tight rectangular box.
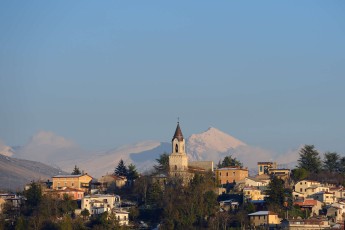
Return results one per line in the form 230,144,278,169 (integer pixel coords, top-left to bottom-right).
186,127,246,161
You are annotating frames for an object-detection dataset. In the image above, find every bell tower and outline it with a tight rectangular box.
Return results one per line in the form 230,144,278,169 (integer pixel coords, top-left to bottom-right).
169,122,188,174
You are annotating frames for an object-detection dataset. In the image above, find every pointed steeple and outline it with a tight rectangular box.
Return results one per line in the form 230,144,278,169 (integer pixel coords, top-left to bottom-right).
172,122,184,141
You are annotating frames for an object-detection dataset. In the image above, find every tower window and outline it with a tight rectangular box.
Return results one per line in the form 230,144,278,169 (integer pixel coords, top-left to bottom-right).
175,144,178,153
175,165,177,170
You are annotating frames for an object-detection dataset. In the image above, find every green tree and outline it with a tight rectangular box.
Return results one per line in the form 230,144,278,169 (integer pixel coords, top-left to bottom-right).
24,181,42,212
291,168,309,182
323,152,340,173
154,153,169,173
339,157,345,174
265,176,285,208
72,165,81,175
114,159,128,177
297,145,321,173
127,163,139,181
218,155,243,168
81,208,90,220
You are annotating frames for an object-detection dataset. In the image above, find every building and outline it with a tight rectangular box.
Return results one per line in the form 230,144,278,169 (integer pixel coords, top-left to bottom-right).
243,187,266,201
258,162,277,175
294,180,321,195
168,122,194,182
98,174,127,192
215,167,248,185
45,187,84,200
269,168,290,181
81,194,120,215
281,218,330,229
309,191,336,205
0,198,5,214
52,174,93,192
293,199,323,217
114,209,129,226
248,211,281,227
244,177,269,188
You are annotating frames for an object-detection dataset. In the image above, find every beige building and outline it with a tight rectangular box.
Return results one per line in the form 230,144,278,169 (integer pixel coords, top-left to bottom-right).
258,162,277,175
309,191,336,205
282,218,330,229
168,123,193,182
293,199,323,217
294,180,321,194
0,198,5,214
243,187,266,201
249,211,281,227
52,174,93,192
215,167,248,185
98,175,127,191
45,187,84,200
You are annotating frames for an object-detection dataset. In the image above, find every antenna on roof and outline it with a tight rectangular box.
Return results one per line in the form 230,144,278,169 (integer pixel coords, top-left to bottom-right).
177,116,180,123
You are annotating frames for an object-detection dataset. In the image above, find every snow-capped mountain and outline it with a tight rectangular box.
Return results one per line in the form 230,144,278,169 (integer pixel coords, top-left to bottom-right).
8,127,299,178
0,141,15,157
186,127,246,161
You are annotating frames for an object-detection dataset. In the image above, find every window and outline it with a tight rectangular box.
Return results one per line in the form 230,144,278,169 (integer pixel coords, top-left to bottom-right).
72,183,74,186
260,166,262,172
118,216,120,220
300,182,302,185
175,165,177,170
220,172,221,176
300,188,302,192
226,172,228,176
124,216,127,220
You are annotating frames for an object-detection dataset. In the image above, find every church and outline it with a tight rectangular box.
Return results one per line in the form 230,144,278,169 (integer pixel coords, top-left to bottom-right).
168,122,213,182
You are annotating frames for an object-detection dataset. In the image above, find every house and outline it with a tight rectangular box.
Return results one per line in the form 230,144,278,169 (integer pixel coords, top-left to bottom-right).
45,187,84,200
244,177,269,188
114,209,129,226
248,211,281,227
294,180,321,195
326,202,345,222
215,167,249,185
0,198,5,214
269,168,290,181
219,199,239,211
293,199,323,217
309,191,336,205
281,218,330,229
52,173,93,192
258,162,277,175
81,194,120,215
330,187,345,200
243,187,266,201
98,174,127,191
305,185,330,196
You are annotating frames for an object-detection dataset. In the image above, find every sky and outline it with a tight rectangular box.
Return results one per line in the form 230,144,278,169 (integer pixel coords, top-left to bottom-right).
0,1,345,155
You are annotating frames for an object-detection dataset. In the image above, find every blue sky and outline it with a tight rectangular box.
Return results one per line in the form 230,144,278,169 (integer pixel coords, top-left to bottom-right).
0,1,344,154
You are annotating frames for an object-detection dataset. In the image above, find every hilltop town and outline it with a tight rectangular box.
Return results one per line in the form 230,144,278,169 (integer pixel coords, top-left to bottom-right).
1,123,345,230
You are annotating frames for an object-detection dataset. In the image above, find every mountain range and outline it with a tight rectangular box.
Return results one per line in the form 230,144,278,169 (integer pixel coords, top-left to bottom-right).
1,127,300,185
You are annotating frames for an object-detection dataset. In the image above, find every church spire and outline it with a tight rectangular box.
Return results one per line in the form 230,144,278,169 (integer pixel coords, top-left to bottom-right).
172,122,184,141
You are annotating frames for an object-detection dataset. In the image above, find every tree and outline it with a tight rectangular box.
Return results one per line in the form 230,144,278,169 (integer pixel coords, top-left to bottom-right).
24,182,42,210
154,153,169,173
71,165,81,175
265,176,285,209
127,163,139,181
218,155,243,168
297,145,321,173
114,159,128,177
81,208,90,220
291,168,309,182
323,152,340,173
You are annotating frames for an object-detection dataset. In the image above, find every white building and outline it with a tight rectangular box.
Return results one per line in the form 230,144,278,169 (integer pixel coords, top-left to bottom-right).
81,194,120,215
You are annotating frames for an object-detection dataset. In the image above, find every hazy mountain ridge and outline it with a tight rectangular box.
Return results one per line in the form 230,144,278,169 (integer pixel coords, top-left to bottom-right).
2,127,299,180
0,154,66,191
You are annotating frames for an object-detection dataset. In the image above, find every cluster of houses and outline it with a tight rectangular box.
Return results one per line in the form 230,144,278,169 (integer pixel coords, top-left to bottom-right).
215,159,345,229
1,123,345,229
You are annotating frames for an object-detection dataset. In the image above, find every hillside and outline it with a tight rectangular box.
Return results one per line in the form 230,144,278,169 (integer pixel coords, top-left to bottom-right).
0,154,65,191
